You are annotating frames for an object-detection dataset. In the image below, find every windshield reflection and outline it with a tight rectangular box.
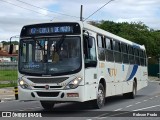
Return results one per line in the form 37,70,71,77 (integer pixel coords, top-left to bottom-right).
19,36,81,75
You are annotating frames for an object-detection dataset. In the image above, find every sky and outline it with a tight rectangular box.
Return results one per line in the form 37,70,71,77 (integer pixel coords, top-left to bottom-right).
0,0,160,41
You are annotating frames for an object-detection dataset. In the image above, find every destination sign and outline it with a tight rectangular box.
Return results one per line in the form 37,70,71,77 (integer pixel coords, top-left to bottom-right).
29,26,73,35
20,23,81,37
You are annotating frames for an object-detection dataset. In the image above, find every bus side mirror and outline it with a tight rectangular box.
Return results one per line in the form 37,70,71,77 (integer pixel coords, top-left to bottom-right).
9,44,14,54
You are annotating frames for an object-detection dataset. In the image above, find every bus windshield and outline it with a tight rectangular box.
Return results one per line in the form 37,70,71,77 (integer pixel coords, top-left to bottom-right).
19,36,81,76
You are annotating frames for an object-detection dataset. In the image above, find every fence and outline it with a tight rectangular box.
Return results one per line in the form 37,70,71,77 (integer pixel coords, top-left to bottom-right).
0,62,18,81
148,64,159,77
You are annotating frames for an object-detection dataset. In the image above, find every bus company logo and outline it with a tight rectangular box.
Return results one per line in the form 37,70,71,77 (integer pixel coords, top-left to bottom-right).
45,85,49,90
108,68,117,77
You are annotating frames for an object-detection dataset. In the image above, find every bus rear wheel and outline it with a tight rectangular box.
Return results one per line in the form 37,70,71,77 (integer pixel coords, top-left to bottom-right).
92,83,105,109
40,101,55,110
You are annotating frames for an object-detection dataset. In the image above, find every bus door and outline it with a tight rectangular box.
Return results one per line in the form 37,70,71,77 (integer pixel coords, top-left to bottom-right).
83,35,98,101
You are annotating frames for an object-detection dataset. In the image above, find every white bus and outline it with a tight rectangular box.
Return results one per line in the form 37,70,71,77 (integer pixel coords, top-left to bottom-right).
15,21,148,110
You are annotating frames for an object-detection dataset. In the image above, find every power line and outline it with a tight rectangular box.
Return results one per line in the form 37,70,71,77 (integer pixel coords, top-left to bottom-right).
0,0,53,18
84,0,115,21
15,0,80,19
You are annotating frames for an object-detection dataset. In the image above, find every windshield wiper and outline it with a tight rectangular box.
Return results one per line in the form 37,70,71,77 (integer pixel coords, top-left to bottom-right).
32,37,44,49
56,35,66,53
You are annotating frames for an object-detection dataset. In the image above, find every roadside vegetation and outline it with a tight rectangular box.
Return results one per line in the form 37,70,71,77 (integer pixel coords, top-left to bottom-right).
90,21,160,64
0,70,17,88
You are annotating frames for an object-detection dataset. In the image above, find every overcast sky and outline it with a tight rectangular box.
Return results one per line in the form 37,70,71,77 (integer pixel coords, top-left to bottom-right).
0,0,160,41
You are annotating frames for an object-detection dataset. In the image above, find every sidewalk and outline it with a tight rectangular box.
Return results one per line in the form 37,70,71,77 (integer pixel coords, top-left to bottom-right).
148,76,160,82
0,87,15,102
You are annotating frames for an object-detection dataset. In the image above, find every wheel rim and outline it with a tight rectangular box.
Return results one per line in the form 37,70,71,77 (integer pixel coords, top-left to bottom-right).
97,89,104,107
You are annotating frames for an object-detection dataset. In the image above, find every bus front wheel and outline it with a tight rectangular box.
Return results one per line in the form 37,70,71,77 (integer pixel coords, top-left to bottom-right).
40,101,55,110
92,83,105,109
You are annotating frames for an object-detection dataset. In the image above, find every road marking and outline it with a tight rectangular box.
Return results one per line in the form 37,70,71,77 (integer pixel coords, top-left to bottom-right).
133,104,160,111
126,105,133,108
143,99,148,102
97,111,131,119
14,106,41,111
95,112,110,118
155,96,159,98
0,100,4,103
114,108,123,111
135,102,141,104
18,106,41,111
149,97,154,100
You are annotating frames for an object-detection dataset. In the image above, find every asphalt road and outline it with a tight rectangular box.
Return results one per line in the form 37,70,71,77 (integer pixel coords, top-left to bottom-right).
0,81,160,120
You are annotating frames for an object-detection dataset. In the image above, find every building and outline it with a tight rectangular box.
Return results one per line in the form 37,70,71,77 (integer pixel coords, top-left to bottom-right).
0,43,18,62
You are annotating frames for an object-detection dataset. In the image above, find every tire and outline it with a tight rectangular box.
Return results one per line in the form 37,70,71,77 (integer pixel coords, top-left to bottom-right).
40,101,55,110
92,83,105,109
123,81,137,99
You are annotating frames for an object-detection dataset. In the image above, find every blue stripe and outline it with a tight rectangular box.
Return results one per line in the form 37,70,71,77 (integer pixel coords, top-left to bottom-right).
127,64,138,81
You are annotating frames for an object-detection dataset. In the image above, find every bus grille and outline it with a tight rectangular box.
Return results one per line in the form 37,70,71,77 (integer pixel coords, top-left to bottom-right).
28,77,69,83
36,92,59,97
33,86,62,89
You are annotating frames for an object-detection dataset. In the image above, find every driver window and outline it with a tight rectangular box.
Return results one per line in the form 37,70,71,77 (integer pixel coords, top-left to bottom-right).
84,36,97,67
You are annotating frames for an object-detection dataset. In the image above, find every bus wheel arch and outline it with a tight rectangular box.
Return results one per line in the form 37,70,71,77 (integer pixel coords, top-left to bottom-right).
123,78,137,99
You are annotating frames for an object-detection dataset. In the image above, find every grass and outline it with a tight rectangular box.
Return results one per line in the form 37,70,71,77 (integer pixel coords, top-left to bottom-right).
0,70,18,88
0,70,18,81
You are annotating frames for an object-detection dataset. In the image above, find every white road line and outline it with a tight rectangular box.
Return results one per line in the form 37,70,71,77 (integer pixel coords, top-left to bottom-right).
126,105,133,108
18,106,41,111
114,108,123,111
97,111,131,119
149,97,154,100
95,112,110,118
155,96,159,98
133,104,160,111
11,106,42,111
0,100,4,103
143,99,148,102
135,102,141,104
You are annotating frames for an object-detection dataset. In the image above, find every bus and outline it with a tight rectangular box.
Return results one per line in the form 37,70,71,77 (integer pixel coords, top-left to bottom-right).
13,21,148,110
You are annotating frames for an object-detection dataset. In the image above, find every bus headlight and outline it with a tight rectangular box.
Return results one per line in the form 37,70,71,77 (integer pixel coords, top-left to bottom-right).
65,77,82,89
18,79,31,89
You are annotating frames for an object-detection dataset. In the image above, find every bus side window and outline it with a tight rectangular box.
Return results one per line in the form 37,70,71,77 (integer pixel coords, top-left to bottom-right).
121,43,129,64
105,37,114,62
128,46,135,64
113,40,122,63
97,35,105,61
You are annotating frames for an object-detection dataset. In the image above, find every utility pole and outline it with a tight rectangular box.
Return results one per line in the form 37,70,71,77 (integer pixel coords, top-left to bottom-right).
80,5,83,21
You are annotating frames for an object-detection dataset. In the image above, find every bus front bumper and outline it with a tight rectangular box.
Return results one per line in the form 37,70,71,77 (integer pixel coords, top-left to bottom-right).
18,86,84,102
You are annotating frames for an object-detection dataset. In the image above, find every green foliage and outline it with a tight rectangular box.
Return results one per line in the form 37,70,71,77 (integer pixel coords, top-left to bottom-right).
0,70,18,81
1,41,19,45
90,20,160,64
